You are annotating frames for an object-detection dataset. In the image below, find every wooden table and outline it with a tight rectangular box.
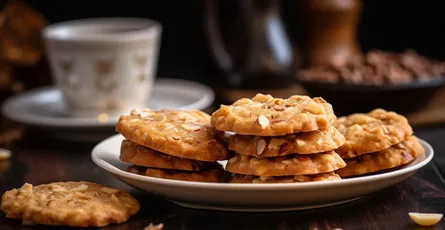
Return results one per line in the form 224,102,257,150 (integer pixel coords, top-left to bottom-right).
0,124,444,230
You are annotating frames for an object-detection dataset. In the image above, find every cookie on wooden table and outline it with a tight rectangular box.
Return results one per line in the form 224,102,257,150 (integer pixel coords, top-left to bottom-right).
225,151,346,177
333,108,413,158
128,166,230,183
230,172,341,183
1,181,140,227
120,140,220,171
336,136,424,177
228,125,345,157
211,93,336,136
116,109,230,162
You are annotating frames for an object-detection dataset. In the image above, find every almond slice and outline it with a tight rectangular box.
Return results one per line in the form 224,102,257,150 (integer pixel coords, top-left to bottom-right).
258,115,270,129
181,124,201,131
256,139,266,155
130,108,142,115
140,112,151,119
71,184,88,192
408,212,443,226
269,138,287,149
101,187,120,194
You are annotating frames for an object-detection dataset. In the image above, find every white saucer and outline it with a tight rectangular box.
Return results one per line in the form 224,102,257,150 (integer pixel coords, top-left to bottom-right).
91,134,434,212
1,78,214,142
1,78,214,128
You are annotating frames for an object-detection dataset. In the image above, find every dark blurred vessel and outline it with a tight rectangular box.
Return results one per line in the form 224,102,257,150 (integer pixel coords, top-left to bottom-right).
296,0,362,67
203,0,297,103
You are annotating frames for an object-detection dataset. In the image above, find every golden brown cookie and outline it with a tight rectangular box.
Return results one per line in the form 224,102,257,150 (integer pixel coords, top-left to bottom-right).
230,172,342,183
116,109,230,162
336,136,424,177
225,151,346,176
211,93,336,136
333,108,413,158
229,126,345,157
120,140,220,171
1,181,140,227
128,166,230,183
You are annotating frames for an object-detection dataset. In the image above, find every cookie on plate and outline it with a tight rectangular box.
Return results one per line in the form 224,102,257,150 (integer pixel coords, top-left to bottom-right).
333,108,413,158
211,93,336,136
1,181,140,227
228,125,345,157
225,151,346,176
336,136,424,177
230,172,341,183
116,109,230,162
128,166,230,183
120,140,220,171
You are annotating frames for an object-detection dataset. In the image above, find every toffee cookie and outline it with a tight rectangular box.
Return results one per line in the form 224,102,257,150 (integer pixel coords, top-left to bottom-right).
228,126,345,157
128,166,230,183
230,172,341,183
120,140,220,171
211,93,336,136
1,181,140,227
116,109,230,161
333,108,413,158
336,136,424,177
225,151,346,176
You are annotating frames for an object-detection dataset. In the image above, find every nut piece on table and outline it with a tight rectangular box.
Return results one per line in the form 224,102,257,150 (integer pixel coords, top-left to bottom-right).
408,212,443,226
144,223,164,230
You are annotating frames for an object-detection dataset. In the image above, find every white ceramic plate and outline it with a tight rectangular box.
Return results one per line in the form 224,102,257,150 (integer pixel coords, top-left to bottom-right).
1,78,214,128
91,134,434,212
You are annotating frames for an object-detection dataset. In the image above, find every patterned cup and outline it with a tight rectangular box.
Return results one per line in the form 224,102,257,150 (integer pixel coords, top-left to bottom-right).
42,18,162,117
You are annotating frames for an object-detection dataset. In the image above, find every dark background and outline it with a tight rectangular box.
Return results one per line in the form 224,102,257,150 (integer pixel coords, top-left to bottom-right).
24,0,445,86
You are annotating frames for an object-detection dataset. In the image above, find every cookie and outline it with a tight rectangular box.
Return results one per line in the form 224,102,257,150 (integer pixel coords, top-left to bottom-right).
333,108,413,158
211,93,336,136
1,181,139,227
229,126,345,157
336,136,424,177
120,140,220,171
225,151,346,176
128,166,230,183
116,109,230,162
230,172,342,183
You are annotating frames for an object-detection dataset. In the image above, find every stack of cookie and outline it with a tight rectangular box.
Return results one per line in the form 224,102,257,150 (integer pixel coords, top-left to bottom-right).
333,109,425,177
210,93,347,183
115,109,231,183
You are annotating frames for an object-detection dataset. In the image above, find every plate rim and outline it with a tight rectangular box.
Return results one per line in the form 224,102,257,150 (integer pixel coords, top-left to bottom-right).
1,78,215,128
91,134,434,191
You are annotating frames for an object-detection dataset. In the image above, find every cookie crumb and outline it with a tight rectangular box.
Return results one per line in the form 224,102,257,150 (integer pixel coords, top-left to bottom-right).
0,148,11,160
144,223,164,230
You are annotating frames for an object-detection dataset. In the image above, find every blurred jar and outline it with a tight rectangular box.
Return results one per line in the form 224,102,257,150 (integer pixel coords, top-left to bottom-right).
296,0,362,67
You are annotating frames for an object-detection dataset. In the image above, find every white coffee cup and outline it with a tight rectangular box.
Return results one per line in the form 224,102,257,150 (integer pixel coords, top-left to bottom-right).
42,17,162,117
